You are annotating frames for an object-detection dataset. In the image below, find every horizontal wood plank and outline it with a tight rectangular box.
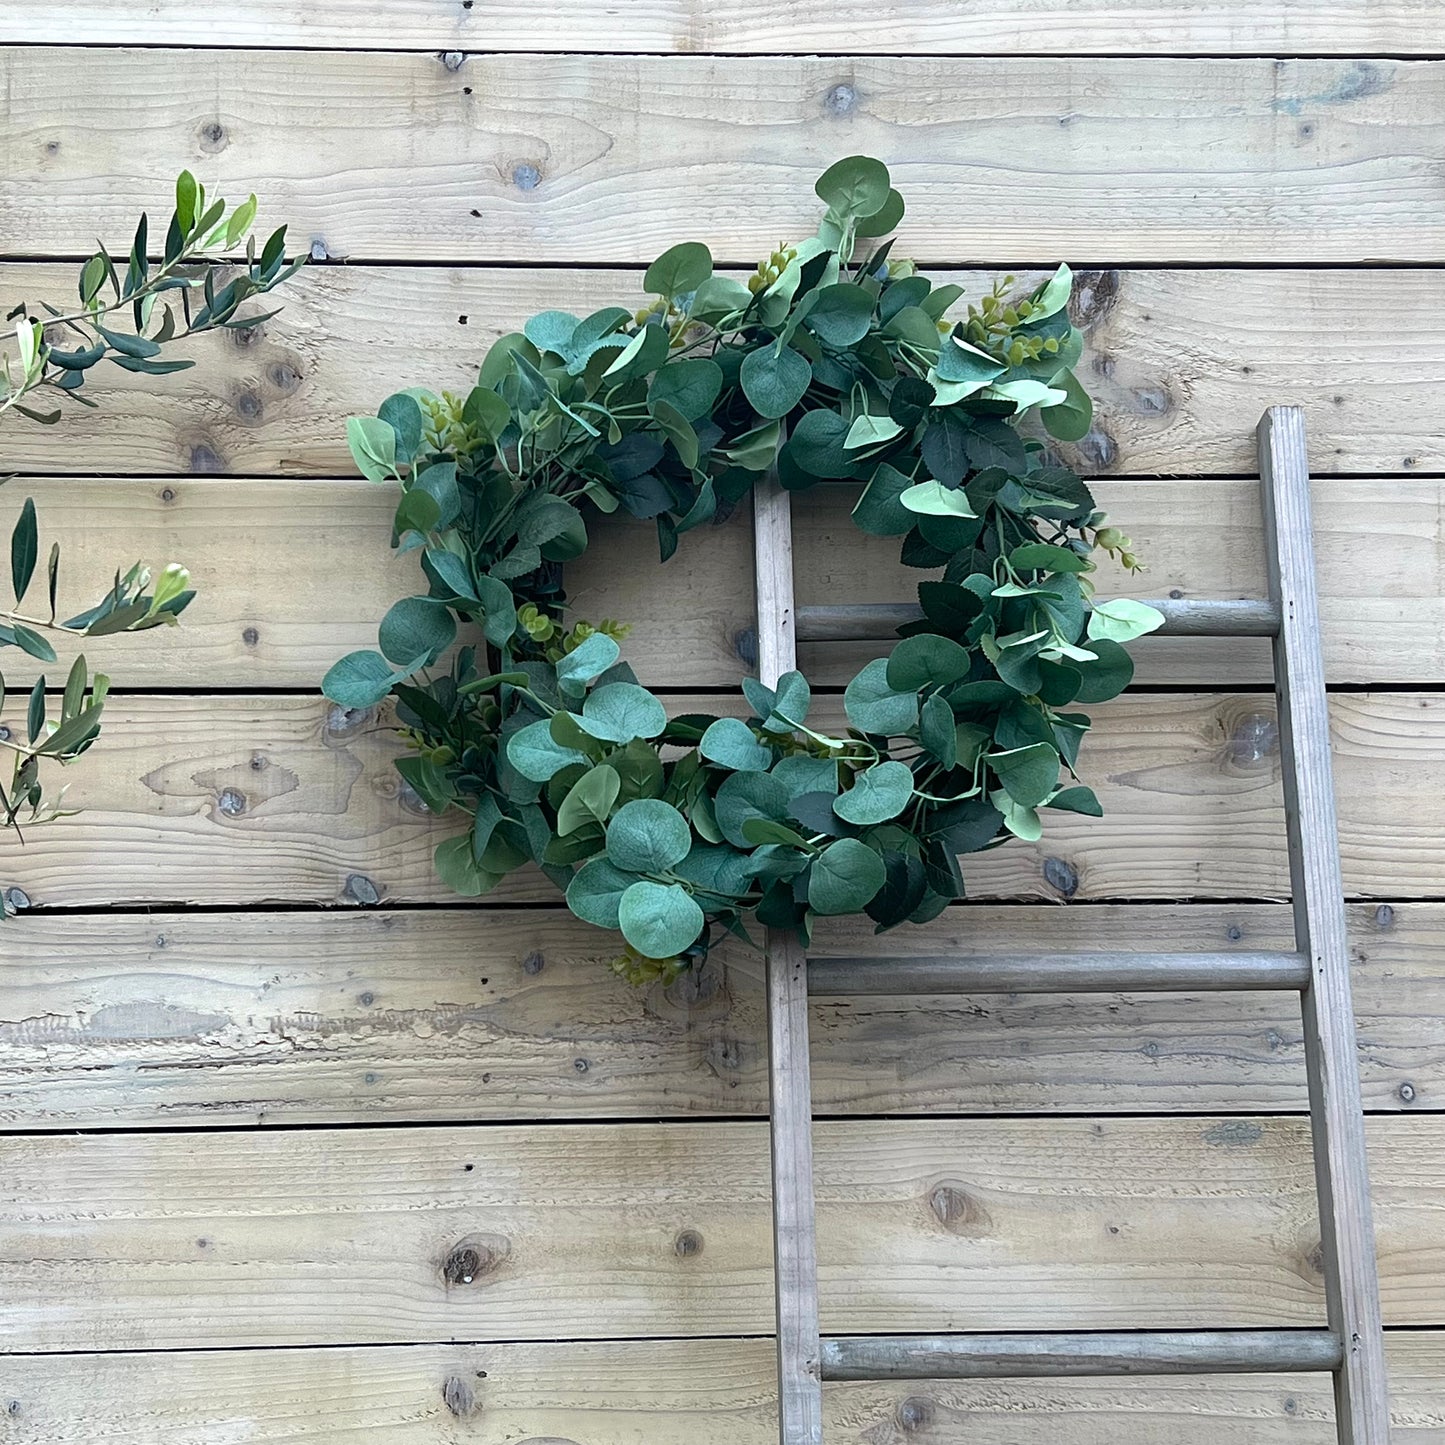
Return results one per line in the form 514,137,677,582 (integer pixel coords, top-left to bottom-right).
3,53,1442,263
3,691,1441,907
2,1332,1442,1443
2,474,1437,689
3,264,1440,479
0,902,1432,1127
0,1115,1439,1349
6,2,1443,54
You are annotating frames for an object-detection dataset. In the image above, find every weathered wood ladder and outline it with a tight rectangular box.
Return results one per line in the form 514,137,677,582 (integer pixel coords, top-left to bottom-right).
751,406,1390,1444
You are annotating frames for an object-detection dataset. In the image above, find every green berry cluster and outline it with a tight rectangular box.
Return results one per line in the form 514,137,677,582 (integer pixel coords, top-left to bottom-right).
745,242,800,295
961,278,1065,366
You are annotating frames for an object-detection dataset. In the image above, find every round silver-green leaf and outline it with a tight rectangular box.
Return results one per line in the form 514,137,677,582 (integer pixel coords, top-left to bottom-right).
567,857,640,930
606,798,693,874
740,344,812,420
700,717,774,772
617,880,705,958
833,760,915,826
844,657,919,735
576,682,668,743
507,718,589,782
808,837,887,915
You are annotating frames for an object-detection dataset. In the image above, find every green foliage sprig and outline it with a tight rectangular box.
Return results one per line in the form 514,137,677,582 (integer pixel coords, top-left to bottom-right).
325,157,1161,985
2,171,302,425
1,173,300,870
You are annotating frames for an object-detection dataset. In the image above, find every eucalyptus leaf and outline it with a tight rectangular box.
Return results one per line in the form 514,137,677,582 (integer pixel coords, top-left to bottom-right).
577,682,668,743
322,649,400,709
844,657,919,734
834,760,914,826
557,763,622,836
606,798,693,873
508,719,590,782
700,716,774,772
1087,598,1167,644
567,857,640,930
618,880,705,958
739,344,811,419
808,837,886,915
644,242,713,299
988,742,1060,809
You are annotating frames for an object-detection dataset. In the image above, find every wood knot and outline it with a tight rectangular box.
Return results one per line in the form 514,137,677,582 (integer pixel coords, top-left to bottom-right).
824,82,858,116
659,960,729,1020
521,950,545,975
188,442,226,473
673,1229,704,1259
512,163,541,191
343,874,381,906
198,119,228,153
242,626,260,647
268,361,303,393
1375,904,1395,930
1224,708,1279,770
442,1374,477,1417
1127,384,1172,416
309,238,332,262
733,627,758,668
896,1395,933,1433
235,390,264,422
928,1182,988,1234
217,788,247,817
1042,856,1078,898
1073,426,1118,471
325,703,373,738
442,1232,511,1286
3,887,31,912
440,50,466,71
397,779,431,816
1070,268,1121,329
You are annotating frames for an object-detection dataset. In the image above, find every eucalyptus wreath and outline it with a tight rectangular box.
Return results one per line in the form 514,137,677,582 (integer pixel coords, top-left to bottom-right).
325,157,1160,985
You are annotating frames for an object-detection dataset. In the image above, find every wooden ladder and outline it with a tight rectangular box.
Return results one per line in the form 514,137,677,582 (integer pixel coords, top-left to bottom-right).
751,406,1390,1444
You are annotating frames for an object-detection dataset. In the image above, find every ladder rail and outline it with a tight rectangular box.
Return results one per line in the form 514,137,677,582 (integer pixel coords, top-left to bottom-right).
754,474,824,1443
807,950,1311,995
797,596,1280,642
821,1328,1344,1381
1261,407,1391,1444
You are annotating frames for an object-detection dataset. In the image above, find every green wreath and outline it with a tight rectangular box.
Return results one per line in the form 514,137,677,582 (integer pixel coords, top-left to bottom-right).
324,157,1161,986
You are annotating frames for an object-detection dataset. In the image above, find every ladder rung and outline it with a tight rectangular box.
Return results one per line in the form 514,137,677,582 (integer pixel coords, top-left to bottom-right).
807,950,1311,996
796,597,1281,643
820,1329,1343,1381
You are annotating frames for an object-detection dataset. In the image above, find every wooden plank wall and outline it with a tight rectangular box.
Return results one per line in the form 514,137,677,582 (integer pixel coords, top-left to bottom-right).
1,8,1444,1440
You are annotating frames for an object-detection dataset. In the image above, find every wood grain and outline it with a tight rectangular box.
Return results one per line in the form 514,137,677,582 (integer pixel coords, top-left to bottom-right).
7,1,1443,54
1,1332,1442,1443
3,53,1442,263
4,691,1442,908
2,1114,1442,1350
4,264,1442,479
5,1332,1444,1444
0,902,1433,1128
4,473,1440,690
